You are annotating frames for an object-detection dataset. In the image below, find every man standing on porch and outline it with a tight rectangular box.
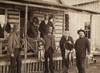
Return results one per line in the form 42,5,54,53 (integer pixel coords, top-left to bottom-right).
43,26,56,73
8,24,22,73
39,14,55,38
75,29,90,73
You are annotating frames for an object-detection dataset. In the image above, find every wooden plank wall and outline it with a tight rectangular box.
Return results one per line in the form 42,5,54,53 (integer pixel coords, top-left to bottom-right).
7,8,20,24
54,13,64,48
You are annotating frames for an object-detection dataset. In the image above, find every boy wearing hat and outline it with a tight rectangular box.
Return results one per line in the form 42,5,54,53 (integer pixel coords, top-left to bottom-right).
75,29,90,73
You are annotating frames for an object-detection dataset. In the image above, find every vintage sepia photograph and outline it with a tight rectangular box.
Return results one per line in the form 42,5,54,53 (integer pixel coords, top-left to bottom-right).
0,0,100,73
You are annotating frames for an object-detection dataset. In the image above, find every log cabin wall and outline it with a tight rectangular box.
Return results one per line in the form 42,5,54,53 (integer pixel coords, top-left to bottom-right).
7,8,20,24
54,12,64,48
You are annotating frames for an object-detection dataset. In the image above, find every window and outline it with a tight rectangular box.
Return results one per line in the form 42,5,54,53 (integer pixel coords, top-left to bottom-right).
65,14,69,31
85,21,91,39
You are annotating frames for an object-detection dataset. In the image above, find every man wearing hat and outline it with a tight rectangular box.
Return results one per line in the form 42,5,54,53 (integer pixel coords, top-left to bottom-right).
43,26,56,73
8,24,22,73
75,29,90,73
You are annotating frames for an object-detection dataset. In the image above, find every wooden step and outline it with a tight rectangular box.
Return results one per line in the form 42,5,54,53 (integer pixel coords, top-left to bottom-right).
0,52,37,58
21,52,37,56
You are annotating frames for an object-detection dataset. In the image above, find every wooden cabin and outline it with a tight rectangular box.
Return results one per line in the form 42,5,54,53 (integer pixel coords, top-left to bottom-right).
0,1,100,73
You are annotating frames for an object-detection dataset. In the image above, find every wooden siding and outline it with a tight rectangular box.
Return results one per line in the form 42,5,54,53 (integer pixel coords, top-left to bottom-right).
7,8,20,24
54,13,63,47
61,0,97,5
75,1,100,12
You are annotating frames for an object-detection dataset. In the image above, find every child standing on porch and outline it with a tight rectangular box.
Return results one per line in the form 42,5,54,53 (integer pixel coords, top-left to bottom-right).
37,38,45,61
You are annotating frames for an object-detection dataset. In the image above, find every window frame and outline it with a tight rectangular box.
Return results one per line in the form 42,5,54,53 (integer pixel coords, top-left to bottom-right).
0,7,7,41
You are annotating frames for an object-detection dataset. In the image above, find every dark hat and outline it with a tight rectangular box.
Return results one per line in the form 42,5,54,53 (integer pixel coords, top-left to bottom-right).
5,23,11,33
77,29,86,34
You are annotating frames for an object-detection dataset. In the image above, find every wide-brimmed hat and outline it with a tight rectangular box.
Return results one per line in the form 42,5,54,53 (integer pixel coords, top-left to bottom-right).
77,29,86,34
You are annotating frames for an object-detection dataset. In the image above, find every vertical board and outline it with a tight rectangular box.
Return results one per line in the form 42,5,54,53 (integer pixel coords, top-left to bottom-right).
76,1,100,12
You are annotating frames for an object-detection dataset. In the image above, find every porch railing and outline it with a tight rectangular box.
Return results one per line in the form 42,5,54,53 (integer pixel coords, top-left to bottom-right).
0,57,76,73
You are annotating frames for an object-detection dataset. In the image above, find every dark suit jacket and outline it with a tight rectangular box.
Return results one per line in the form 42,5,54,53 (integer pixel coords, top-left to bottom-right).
60,36,74,59
75,37,90,58
60,36,74,51
43,34,56,52
39,20,54,37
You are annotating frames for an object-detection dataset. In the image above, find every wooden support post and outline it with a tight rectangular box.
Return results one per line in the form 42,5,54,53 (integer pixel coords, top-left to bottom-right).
90,15,93,52
0,42,2,54
24,5,28,73
63,11,65,34
33,63,35,72
41,62,43,71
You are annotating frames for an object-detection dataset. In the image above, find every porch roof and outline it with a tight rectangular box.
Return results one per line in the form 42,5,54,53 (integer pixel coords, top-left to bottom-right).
0,1,100,14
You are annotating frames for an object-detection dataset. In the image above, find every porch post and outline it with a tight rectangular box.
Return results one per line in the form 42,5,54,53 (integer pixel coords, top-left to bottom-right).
63,11,65,34
24,5,28,73
90,14,93,53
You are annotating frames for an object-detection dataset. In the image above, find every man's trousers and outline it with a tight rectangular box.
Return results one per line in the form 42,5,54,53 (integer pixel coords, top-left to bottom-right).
10,48,22,73
44,47,54,73
76,56,86,73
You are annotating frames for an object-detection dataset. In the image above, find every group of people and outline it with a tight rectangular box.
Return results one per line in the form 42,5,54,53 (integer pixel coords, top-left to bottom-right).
6,14,55,73
6,13,90,73
60,29,90,73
